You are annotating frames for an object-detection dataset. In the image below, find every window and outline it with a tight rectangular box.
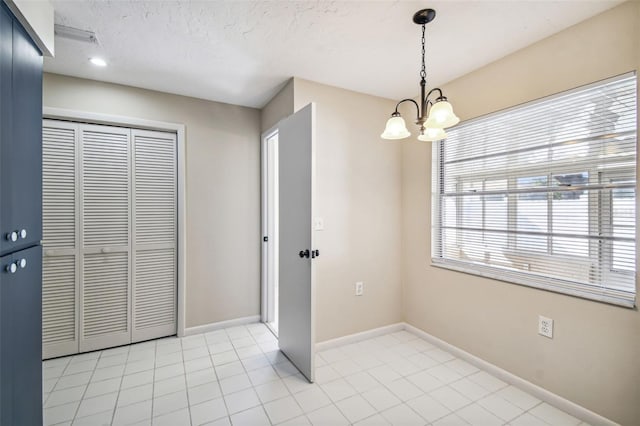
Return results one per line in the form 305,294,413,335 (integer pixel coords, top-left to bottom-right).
432,73,637,307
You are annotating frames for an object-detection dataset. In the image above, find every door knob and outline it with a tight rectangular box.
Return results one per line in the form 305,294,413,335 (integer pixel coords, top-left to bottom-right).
5,263,17,274
19,229,27,239
299,249,310,258
6,231,18,242
19,259,26,269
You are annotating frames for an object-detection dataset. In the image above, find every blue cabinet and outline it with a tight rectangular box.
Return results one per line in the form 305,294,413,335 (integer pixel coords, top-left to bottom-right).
0,3,43,425
0,245,42,426
0,3,42,257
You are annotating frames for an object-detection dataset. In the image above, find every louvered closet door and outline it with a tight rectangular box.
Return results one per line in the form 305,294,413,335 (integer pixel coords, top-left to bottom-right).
42,120,79,358
131,129,177,342
79,124,131,352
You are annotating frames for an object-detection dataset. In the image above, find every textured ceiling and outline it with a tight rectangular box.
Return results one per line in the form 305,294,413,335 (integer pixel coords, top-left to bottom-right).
45,1,623,109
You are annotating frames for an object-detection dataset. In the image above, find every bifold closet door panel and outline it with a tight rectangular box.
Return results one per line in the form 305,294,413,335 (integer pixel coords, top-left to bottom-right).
42,121,79,358
42,121,177,355
79,124,131,352
131,129,177,342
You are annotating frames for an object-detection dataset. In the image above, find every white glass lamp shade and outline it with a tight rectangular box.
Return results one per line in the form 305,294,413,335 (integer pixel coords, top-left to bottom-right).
427,99,460,128
418,126,447,142
381,115,411,139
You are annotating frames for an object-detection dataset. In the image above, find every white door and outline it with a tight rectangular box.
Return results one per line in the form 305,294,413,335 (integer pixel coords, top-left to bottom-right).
131,129,177,342
42,120,80,358
42,121,178,357
79,124,132,352
278,103,316,382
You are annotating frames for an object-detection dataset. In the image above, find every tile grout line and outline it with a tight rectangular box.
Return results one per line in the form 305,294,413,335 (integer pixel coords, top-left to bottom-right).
225,324,268,425
323,335,551,426
180,337,194,426
42,359,66,408
320,336,481,425
68,349,104,424
108,349,129,426
210,330,234,426
151,338,178,423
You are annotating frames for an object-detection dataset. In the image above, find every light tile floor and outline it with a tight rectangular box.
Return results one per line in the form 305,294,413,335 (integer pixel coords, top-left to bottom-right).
43,324,590,426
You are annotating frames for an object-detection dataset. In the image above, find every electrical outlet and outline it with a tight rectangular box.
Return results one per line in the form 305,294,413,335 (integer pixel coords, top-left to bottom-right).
355,281,364,296
538,315,553,338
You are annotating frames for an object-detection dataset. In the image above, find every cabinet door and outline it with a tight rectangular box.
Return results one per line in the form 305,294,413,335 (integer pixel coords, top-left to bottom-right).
0,245,43,426
0,14,43,256
0,5,13,257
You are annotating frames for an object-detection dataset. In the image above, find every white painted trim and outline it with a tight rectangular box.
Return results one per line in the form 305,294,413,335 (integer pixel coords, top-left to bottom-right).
183,315,261,337
42,107,188,338
176,126,186,337
315,323,405,352
403,323,617,426
260,125,279,324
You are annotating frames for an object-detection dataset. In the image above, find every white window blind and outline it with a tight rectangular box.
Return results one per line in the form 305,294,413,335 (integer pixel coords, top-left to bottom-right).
432,73,637,307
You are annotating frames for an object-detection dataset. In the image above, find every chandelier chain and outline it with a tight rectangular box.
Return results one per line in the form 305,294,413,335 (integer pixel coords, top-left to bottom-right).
420,24,426,80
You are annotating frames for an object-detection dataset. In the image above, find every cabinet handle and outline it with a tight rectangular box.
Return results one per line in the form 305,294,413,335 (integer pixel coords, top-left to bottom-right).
6,231,18,242
19,259,26,269
19,229,27,239
5,263,17,274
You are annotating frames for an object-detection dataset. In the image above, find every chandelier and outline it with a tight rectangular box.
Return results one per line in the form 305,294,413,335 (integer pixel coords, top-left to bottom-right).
381,8,459,142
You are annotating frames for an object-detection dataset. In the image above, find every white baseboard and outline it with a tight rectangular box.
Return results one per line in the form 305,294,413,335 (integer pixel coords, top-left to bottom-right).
183,315,261,337
403,323,617,426
315,323,404,352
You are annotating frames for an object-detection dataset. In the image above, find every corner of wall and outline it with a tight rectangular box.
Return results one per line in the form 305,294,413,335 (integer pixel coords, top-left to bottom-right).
260,78,295,133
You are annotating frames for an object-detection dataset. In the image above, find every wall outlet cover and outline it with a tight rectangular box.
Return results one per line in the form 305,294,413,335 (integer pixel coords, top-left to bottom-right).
538,315,553,339
355,281,364,296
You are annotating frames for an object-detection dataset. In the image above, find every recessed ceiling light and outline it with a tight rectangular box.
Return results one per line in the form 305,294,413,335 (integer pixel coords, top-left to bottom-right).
89,57,107,67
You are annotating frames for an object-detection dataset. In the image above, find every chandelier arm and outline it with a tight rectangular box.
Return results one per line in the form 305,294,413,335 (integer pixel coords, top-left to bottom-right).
424,99,434,116
394,98,421,120
425,87,444,101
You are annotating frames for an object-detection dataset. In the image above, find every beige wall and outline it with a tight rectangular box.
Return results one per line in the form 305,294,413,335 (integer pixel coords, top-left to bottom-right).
402,2,640,424
261,79,294,133
43,73,262,329
292,78,404,342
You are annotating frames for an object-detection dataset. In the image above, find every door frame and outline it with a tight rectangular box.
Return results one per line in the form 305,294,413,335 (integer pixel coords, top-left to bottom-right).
42,107,187,337
261,124,278,330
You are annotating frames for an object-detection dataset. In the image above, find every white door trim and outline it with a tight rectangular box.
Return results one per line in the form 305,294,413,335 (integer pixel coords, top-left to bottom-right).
261,125,279,325
42,107,187,337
